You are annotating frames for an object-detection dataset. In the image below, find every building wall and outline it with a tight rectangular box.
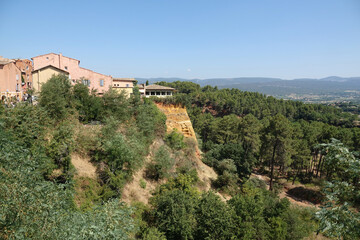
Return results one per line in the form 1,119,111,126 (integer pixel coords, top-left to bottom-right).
14,59,33,91
113,81,134,88
32,53,112,94
114,88,133,97
0,62,22,98
32,68,69,92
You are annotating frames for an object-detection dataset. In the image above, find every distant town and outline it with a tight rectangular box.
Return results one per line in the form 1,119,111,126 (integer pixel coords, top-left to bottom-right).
0,53,175,102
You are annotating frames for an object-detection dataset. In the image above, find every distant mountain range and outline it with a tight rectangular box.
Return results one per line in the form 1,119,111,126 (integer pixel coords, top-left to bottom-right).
136,76,360,103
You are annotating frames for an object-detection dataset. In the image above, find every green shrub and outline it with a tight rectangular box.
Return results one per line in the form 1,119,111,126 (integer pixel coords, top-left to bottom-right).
101,88,130,122
46,120,75,174
73,83,103,123
152,189,197,240
39,74,74,121
145,146,174,180
0,129,136,239
165,129,185,150
140,179,147,189
195,192,236,239
142,227,166,240
136,100,167,142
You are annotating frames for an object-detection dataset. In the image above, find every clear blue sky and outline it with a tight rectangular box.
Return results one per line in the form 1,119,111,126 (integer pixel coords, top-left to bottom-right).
1,0,359,79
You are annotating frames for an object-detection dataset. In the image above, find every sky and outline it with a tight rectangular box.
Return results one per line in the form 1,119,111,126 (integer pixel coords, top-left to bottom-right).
1,0,360,79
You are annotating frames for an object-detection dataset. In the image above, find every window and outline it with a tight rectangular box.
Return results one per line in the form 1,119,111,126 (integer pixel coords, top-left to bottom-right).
26,66,29,70
146,92,149,95
156,92,160,95
82,79,90,87
151,91,155,95
64,66,68,70
167,91,171,95
126,84,129,87
46,57,49,59
16,74,19,81
161,92,166,95
100,79,104,87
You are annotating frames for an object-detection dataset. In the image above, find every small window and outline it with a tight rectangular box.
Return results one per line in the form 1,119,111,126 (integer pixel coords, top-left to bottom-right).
161,92,166,95
46,57,49,59
64,66,68,70
167,92,171,95
126,84,129,87
26,66,29,70
151,92,155,96
16,74,19,80
82,79,90,87
146,92,149,95
100,79,104,87
156,92,160,96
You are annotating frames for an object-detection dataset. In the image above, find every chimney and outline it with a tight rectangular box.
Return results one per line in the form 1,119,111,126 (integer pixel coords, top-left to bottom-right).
59,53,62,68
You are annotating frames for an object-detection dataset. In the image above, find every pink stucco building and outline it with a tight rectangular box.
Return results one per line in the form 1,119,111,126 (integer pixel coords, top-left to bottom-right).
0,56,22,100
32,53,112,94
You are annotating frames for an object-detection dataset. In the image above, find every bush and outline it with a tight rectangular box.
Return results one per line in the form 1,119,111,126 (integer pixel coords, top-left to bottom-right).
101,88,130,122
152,189,197,240
145,146,174,180
142,227,166,240
140,179,147,189
195,192,235,239
136,100,167,142
165,129,185,150
46,120,75,174
39,74,73,121
73,83,103,122
0,129,136,239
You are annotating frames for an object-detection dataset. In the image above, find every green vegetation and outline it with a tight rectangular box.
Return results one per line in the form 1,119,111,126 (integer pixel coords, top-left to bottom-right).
2,76,359,239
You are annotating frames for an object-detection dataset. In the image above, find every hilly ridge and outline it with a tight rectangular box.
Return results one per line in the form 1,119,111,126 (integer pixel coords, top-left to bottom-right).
137,76,360,102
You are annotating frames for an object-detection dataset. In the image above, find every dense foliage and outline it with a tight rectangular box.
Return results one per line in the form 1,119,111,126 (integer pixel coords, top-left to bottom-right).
134,173,317,240
2,76,359,239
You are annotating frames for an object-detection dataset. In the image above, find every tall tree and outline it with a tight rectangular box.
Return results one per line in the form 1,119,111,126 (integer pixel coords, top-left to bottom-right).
261,114,293,190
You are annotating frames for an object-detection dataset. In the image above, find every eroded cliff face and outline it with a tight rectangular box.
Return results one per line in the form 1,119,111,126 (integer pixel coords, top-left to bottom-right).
155,103,219,192
155,103,197,139
121,103,221,204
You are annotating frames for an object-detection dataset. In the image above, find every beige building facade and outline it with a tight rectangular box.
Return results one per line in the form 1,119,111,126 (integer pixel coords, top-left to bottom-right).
112,78,136,97
32,65,69,92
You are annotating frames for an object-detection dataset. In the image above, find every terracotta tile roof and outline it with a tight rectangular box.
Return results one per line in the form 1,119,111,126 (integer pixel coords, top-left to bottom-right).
32,65,69,74
0,56,14,65
145,84,175,91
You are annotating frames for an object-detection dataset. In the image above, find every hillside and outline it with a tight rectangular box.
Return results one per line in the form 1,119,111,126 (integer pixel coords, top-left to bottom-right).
2,75,359,239
138,76,360,103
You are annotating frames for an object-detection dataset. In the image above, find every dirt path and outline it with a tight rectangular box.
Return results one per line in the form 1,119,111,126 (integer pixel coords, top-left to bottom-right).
251,173,320,209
